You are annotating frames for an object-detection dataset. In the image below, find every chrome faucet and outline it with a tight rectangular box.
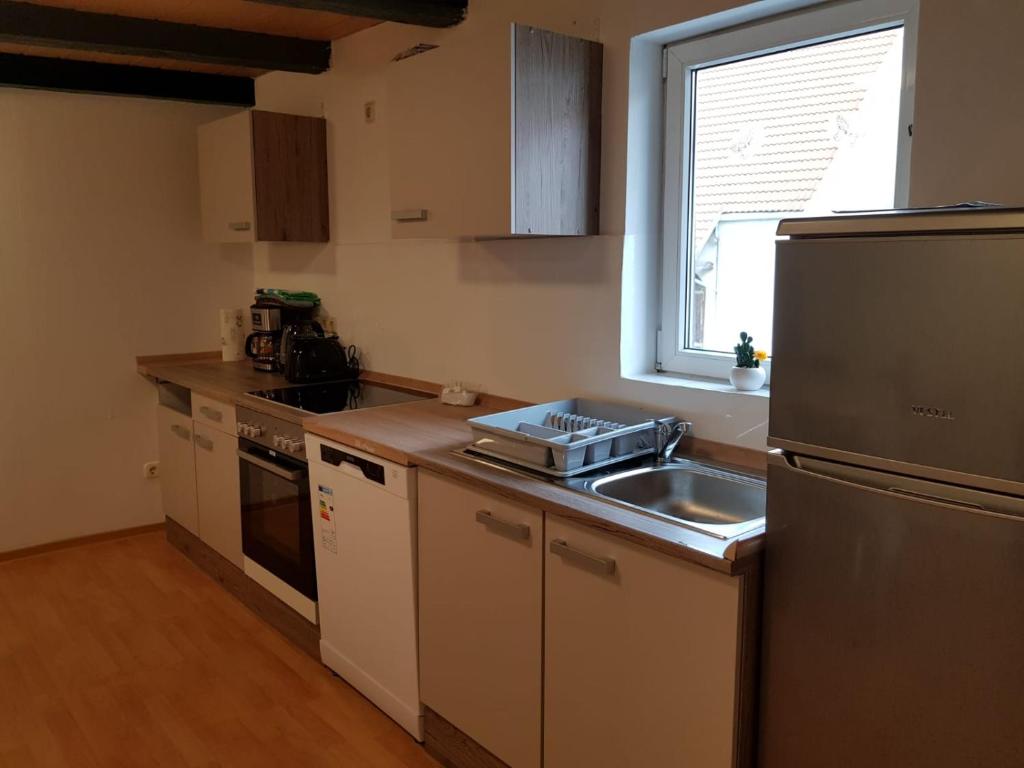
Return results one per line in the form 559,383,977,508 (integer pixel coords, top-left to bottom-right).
656,420,693,464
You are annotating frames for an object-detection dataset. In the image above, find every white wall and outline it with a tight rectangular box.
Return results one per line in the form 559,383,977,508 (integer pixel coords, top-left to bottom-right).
248,0,1024,453
0,89,252,553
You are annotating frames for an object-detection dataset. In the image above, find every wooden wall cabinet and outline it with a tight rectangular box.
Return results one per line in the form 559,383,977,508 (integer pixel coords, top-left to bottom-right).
197,109,329,243
388,23,602,240
418,471,543,768
544,516,749,768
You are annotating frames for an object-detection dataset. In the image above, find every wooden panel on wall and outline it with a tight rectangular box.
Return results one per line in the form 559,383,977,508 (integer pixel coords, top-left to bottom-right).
513,25,602,236
252,110,330,242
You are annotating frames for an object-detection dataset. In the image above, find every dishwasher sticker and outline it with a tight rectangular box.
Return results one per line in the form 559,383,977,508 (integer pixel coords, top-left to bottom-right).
317,484,338,555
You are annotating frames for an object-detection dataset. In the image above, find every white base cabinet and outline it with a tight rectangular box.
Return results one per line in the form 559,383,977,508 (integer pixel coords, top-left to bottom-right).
193,422,242,568
544,516,741,768
418,471,543,768
156,405,199,535
155,395,241,568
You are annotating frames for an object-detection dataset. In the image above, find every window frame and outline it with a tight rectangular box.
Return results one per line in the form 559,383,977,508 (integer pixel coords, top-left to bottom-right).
658,0,919,382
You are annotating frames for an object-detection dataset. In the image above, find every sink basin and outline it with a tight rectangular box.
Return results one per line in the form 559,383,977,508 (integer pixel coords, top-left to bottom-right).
586,461,766,539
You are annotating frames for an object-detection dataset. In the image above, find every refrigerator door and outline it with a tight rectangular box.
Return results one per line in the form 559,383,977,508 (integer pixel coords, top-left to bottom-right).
770,232,1024,493
761,452,1024,768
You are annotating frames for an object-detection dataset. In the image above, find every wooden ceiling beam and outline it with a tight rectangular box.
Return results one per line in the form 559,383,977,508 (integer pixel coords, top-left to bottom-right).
245,0,467,28
0,52,255,106
0,1,331,74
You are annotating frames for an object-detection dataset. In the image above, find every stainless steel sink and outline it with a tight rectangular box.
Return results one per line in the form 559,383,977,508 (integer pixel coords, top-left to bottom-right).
581,461,766,539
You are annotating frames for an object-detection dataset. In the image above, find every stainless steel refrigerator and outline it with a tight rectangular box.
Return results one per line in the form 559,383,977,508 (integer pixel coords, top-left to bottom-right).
760,208,1024,768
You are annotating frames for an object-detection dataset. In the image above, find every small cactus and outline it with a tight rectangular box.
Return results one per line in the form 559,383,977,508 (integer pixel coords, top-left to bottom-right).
734,331,760,368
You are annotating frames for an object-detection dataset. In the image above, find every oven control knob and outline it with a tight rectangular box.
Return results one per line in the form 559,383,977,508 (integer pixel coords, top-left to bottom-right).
250,425,264,437
273,435,284,449
291,440,305,453
237,421,247,436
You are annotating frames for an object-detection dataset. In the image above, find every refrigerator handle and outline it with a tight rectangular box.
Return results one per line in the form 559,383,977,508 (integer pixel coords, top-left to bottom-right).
884,486,988,512
774,451,1024,522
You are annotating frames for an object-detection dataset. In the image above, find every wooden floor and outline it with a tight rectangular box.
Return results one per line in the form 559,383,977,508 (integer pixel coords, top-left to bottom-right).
0,531,440,768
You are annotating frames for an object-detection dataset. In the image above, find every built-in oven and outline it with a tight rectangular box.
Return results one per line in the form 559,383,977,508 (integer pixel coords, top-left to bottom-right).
236,406,317,622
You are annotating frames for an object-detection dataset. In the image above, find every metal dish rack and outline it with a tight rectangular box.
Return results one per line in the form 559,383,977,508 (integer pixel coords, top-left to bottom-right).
467,399,676,477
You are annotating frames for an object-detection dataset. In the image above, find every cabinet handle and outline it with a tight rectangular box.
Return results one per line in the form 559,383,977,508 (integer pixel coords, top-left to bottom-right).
194,433,214,451
475,510,530,540
391,208,428,223
238,450,304,483
199,405,223,422
550,539,616,575
228,221,252,232
170,424,191,441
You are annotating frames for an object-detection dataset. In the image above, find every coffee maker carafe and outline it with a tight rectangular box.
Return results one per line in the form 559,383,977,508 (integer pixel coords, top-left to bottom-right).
245,306,282,371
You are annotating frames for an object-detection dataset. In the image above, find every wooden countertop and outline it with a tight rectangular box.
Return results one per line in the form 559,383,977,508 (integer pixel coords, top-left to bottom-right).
305,400,764,575
139,352,764,574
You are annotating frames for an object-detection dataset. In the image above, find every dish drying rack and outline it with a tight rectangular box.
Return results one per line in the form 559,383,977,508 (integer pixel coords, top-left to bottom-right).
467,399,677,477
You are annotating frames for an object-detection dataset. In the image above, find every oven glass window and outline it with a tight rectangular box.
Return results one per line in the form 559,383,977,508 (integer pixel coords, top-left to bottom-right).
239,447,315,599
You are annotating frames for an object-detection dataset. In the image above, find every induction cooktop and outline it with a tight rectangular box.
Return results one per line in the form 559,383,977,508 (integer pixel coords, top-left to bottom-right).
248,379,432,415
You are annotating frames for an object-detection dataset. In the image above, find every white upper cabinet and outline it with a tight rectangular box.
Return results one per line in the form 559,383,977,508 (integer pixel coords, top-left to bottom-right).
387,23,602,240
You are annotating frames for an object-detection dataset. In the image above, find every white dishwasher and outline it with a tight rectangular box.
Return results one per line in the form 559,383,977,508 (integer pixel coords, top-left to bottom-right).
306,433,422,741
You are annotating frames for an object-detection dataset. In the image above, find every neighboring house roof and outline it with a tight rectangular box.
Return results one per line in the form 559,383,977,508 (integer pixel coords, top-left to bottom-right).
689,28,902,251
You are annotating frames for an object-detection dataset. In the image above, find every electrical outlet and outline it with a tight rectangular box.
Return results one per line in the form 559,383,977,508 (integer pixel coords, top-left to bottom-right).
144,461,160,479
364,101,376,124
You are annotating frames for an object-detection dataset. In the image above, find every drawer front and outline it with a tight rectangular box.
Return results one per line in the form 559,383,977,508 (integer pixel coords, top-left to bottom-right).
192,393,236,436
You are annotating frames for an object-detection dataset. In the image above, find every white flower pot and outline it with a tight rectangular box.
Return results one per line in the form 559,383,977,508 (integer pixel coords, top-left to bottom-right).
730,366,765,391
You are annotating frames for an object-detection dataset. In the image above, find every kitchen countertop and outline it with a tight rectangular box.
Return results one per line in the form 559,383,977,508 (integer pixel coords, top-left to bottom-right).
137,352,451,424
139,353,765,574
305,399,764,575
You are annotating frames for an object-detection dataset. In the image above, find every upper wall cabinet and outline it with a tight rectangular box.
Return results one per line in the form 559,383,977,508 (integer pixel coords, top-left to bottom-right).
388,23,603,240
198,110,329,243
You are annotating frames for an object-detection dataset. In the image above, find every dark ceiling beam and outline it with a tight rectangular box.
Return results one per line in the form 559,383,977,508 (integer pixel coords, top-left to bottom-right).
0,53,255,106
246,0,467,28
0,1,331,74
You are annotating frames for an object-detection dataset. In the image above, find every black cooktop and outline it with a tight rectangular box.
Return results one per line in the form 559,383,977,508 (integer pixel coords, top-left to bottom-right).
248,380,432,414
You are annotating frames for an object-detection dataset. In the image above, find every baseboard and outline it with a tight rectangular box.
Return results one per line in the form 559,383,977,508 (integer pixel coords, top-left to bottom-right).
0,522,165,563
320,639,423,740
164,518,321,661
423,706,510,768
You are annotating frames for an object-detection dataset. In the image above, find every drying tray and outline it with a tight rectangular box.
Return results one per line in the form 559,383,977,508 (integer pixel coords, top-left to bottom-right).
467,398,675,477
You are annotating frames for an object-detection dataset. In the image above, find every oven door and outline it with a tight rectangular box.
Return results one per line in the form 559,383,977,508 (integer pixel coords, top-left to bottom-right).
238,439,317,601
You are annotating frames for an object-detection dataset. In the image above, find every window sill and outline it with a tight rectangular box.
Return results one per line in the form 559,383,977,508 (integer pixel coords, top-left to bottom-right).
625,370,771,397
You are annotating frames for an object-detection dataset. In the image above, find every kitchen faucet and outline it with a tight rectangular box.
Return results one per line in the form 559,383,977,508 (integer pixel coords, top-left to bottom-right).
656,420,692,464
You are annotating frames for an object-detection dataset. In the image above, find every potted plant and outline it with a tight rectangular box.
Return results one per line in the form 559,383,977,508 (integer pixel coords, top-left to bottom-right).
730,331,767,391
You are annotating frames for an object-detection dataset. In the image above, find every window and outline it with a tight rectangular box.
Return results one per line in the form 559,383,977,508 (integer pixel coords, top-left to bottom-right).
659,0,917,381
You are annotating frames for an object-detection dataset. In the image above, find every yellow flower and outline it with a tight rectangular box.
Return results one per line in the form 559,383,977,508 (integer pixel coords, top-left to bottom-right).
754,350,768,362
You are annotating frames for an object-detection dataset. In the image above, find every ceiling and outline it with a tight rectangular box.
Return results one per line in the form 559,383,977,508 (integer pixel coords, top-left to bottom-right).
0,0,467,105
8,0,382,76
20,0,381,41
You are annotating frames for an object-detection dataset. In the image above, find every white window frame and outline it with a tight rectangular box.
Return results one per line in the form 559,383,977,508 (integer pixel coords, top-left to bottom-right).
658,0,918,381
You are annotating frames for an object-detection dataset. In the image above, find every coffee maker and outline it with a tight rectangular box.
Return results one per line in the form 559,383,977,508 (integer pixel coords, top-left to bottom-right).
245,306,282,371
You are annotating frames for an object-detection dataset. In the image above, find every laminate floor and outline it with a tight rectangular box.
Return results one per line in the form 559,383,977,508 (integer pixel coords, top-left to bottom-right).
0,530,439,768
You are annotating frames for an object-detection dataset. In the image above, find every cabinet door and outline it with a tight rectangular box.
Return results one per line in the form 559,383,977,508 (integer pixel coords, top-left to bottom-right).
544,517,740,768
418,471,542,768
387,23,510,239
156,406,198,535
251,111,329,243
194,422,242,567
197,111,255,243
